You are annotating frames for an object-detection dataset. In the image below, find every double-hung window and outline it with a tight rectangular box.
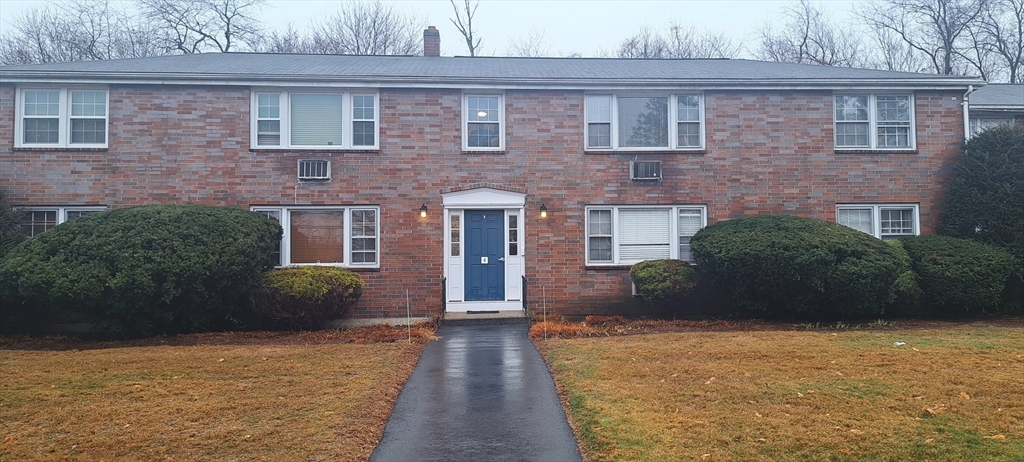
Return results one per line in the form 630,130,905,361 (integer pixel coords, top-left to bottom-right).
15,206,106,237
251,206,380,267
836,204,919,239
585,94,704,150
586,205,707,265
251,91,378,149
463,94,504,150
16,88,109,148
834,94,914,150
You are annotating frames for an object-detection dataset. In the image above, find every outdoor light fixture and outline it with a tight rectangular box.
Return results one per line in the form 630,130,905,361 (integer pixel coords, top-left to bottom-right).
476,110,488,118
540,204,548,218
420,203,428,218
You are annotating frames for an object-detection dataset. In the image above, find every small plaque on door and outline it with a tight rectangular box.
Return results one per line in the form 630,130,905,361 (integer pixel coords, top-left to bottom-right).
481,257,488,264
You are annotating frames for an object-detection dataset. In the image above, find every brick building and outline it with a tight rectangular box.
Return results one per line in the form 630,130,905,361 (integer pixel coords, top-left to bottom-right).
0,30,984,319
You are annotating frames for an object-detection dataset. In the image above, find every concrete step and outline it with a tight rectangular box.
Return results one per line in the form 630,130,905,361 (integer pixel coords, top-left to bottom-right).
442,310,530,326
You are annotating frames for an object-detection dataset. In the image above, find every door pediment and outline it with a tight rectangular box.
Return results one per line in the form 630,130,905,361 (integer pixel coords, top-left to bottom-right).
442,187,526,208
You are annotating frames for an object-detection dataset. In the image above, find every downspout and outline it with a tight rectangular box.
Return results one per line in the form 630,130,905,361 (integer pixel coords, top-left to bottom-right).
962,85,976,142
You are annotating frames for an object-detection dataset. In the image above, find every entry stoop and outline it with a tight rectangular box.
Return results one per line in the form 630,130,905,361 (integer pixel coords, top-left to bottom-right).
442,310,530,326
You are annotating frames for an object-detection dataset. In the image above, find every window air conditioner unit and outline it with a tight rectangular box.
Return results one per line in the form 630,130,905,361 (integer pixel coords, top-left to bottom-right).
297,160,330,180
630,161,662,181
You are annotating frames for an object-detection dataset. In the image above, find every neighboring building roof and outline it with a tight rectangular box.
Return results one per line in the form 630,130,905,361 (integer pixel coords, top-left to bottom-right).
969,83,1024,110
0,53,983,90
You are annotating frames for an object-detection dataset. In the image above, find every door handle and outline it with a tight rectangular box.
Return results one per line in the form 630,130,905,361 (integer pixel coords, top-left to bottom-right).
498,257,506,261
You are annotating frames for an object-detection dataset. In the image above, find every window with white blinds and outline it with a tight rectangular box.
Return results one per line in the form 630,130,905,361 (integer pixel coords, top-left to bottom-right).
586,205,707,265
251,91,378,149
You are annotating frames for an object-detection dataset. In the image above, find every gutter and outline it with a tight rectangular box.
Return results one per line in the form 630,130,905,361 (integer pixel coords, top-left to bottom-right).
962,85,977,141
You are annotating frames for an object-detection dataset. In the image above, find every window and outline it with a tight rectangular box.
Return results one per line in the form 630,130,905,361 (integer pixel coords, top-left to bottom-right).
463,94,504,150
585,94,704,150
586,205,707,265
251,91,378,149
251,206,379,267
970,118,1015,136
16,88,108,147
15,206,106,237
834,94,914,149
836,204,919,239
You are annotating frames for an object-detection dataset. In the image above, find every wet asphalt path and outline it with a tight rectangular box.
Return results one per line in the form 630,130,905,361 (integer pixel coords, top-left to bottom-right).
369,324,582,462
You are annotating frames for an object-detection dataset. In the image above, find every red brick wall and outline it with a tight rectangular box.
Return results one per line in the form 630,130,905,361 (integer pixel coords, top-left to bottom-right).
0,84,966,317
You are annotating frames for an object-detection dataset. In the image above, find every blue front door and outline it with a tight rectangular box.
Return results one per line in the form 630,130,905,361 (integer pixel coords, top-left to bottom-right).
465,210,505,301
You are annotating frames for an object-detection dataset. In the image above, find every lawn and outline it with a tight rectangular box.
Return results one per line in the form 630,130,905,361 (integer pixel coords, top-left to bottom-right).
537,322,1024,461
0,328,432,461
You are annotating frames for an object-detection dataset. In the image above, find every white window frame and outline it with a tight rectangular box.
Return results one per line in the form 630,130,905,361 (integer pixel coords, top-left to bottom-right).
970,117,1015,136
584,93,705,151
250,90,379,150
833,93,916,150
462,93,505,151
14,206,107,237
15,87,109,148
585,205,707,266
836,204,920,239
250,205,380,268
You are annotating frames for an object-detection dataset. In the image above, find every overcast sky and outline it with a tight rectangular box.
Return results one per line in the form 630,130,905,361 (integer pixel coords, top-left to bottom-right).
0,0,863,57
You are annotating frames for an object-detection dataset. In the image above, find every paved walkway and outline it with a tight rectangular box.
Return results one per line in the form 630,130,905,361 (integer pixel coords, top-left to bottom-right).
370,324,582,462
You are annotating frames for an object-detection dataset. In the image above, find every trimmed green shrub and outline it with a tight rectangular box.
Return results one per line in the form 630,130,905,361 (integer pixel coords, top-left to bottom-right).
630,259,699,307
938,125,1024,263
0,205,282,337
250,266,364,329
0,189,26,259
691,215,905,318
900,235,1016,315
885,240,923,314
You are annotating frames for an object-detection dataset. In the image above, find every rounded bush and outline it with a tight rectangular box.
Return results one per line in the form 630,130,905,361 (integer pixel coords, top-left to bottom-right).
0,205,282,337
630,259,699,306
691,215,905,318
250,266,364,329
899,235,1016,315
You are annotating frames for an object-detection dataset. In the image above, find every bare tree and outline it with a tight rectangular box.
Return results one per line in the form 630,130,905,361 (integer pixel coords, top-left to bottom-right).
253,25,315,54
617,23,738,59
505,27,550,57
140,0,266,53
756,0,867,66
860,0,987,75
450,0,481,56
307,0,422,55
1,0,162,64
976,0,1024,82
870,26,929,72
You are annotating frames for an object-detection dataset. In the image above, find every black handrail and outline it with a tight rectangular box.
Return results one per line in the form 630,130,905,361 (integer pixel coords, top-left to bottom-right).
441,277,447,313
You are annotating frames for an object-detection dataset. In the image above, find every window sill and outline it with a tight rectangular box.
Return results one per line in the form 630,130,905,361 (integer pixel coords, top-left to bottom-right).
585,149,706,155
834,149,918,155
13,146,108,152
461,150,506,155
249,148,380,154
585,264,633,271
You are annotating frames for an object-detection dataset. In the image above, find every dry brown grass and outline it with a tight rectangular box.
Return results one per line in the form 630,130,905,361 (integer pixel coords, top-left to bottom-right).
0,326,433,461
537,322,1024,461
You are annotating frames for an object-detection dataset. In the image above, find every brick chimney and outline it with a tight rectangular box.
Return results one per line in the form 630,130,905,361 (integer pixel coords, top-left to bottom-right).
424,26,440,57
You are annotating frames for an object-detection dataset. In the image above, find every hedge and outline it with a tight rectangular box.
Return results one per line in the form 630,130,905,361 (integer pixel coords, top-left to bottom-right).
690,215,905,318
899,235,1016,315
629,259,699,307
249,266,364,329
0,205,282,337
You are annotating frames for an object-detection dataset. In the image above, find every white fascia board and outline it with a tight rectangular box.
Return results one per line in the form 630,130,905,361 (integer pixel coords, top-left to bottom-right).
1,73,985,91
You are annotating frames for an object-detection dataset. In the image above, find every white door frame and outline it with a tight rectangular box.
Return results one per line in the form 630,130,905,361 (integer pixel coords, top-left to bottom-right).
442,188,526,312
